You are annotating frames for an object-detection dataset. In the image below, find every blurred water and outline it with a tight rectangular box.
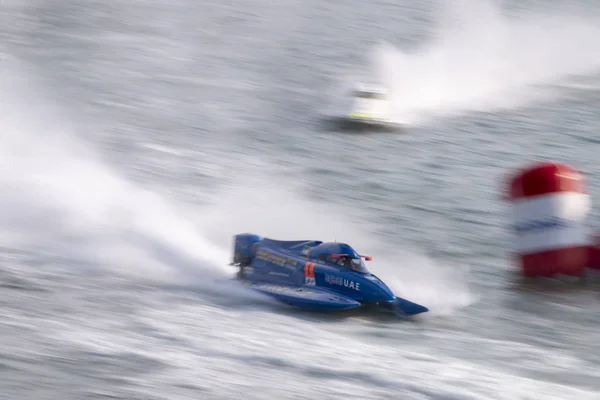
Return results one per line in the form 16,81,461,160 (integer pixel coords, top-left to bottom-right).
2,0,600,398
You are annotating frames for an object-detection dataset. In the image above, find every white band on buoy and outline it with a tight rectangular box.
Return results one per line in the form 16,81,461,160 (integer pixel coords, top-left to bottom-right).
510,192,591,253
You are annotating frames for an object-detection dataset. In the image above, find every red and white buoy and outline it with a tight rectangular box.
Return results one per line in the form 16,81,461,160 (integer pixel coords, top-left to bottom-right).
503,161,590,277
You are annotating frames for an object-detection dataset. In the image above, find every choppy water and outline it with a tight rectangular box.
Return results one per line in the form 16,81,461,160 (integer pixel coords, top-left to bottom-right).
2,0,600,398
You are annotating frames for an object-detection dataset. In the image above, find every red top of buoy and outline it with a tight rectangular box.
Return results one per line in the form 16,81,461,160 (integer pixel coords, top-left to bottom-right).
503,161,585,200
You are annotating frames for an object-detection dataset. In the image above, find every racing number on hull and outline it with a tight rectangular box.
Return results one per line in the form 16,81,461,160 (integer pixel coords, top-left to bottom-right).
304,262,316,286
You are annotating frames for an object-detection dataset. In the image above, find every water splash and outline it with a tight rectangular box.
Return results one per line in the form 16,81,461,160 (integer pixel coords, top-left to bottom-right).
369,0,600,123
0,58,229,285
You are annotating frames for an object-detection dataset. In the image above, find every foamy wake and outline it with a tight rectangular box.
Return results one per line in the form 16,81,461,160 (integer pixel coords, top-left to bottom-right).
0,58,229,285
366,0,600,124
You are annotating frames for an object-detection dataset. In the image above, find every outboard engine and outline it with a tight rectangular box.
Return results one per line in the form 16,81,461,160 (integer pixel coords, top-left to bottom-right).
232,233,262,266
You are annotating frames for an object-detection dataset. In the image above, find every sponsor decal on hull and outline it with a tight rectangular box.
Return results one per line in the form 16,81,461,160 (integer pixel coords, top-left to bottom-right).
324,274,360,291
256,249,298,270
304,262,316,286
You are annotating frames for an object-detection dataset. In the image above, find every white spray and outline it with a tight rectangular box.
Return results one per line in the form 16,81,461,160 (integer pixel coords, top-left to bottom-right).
368,0,600,124
0,58,229,285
